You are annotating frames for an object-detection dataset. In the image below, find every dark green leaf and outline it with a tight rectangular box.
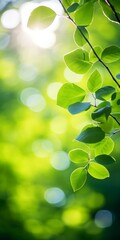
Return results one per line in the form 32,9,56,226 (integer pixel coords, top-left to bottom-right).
57,83,85,108
95,86,115,100
75,2,94,26
27,6,56,29
101,46,120,63
70,167,87,191
116,73,120,80
67,3,79,12
88,162,110,179
68,102,91,114
92,101,111,122
76,127,105,143
95,154,116,165
64,49,92,74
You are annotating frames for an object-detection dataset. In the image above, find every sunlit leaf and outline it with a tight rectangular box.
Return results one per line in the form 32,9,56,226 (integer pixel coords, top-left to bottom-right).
89,46,102,63
70,167,87,191
95,154,116,165
75,2,94,26
94,137,115,156
88,162,110,179
74,27,89,47
27,6,56,29
69,148,88,166
57,83,85,108
76,127,105,143
87,70,102,92
101,46,120,63
68,102,91,114
64,49,92,74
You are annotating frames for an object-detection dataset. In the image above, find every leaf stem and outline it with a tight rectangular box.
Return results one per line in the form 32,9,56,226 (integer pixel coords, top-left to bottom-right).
105,0,120,24
58,0,120,88
110,114,120,126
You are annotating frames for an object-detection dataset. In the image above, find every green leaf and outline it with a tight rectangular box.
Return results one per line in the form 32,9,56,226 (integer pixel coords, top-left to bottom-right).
67,3,79,12
95,86,115,100
75,142,90,154
74,27,89,47
110,0,120,13
70,167,87,191
68,102,91,114
94,137,115,156
64,49,92,74
100,116,113,133
62,0,74,8
27,6,56,29
57,83,85,108
99,0,120,23
87,70,103,92
75,2,94,26
88,162,110,179
92,101,111,122
76,127,105,143
101,46,120,63
89,46,102,63
69,149,88,166
95,154,116,165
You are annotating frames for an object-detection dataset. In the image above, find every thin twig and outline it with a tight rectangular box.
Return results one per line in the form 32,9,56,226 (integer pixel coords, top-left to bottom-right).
110,114,120,126
58,0,120,88
105,0,120,24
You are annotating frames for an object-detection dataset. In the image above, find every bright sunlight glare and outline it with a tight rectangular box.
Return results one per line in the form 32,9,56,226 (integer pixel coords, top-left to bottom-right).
19,0,63,49
1,9,20,29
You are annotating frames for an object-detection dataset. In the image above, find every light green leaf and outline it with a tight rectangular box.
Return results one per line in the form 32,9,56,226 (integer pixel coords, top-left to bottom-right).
87,70,103,92
95,154,116,165
88,162,110,179
27,6,56,29
57,83,85,108
101,46,120,63
89,46,102,63
62,0,74,8
100,117,113,133
95,86,115,100
94,137,115,156
64,49,92,74
70,167,87,191
74,27,89,47
76,127,105,143
69,149,89,166
75,2,94,26
68,102,91,114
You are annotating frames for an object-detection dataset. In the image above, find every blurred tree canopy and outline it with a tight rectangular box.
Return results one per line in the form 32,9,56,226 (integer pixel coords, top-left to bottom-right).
0,0,120,240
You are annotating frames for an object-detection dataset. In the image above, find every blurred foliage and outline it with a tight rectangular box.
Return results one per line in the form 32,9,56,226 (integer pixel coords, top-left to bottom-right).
0,0,120,240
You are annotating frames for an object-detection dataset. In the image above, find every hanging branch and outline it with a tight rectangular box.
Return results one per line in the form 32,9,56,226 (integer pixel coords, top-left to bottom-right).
58,0,120,88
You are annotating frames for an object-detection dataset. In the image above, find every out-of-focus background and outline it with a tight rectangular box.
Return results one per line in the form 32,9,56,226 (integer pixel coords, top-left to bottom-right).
0,0,120,239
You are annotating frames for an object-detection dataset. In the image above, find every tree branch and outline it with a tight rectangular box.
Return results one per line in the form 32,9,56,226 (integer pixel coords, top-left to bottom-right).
110,114,120,126
58,0,120,88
